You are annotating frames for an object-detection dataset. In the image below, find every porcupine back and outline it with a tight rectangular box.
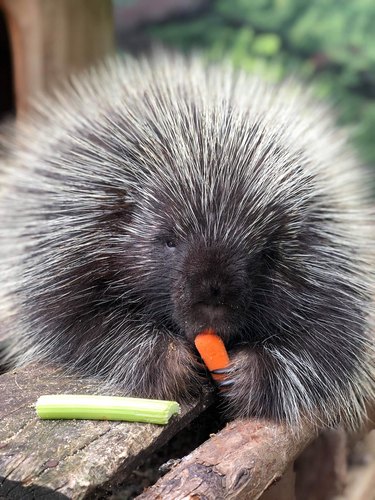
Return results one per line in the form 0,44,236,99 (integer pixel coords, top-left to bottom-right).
0,52,374,429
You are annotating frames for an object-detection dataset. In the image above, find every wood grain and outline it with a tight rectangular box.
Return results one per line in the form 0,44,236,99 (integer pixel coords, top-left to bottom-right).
137,418,314,500
0,364,213,499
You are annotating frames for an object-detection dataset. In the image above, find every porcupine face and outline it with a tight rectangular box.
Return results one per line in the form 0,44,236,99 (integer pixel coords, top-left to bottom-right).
129,184,289,345
123,126,314,346
128,188,256,342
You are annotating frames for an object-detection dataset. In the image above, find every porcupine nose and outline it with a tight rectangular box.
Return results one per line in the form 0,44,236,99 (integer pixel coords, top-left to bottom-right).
184,242,239,319
210,284,221,299
193,276,231,329
204,282,223,304
194,274,228,308
195,280,223,310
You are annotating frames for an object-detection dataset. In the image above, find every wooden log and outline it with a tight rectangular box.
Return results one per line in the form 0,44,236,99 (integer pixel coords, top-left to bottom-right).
0,364,213,499
0,0,114,115
136,414,375,499
137,418,314,500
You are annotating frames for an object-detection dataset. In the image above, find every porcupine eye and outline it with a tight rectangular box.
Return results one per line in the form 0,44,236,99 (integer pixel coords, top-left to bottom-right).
165,239,176,249
159,232,177,250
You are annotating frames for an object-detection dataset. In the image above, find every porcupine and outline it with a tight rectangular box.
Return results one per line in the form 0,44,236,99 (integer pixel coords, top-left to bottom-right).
0,52,374,430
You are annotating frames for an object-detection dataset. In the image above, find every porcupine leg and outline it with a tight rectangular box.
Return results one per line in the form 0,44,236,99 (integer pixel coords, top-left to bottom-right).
140,333,207,402
213,346,284,421
81,329,206,403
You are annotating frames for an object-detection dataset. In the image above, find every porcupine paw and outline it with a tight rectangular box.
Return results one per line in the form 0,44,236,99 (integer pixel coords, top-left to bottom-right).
213,346,276,421
141,336,208,403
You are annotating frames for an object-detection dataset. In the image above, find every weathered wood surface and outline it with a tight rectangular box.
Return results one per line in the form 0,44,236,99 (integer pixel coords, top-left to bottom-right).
136,412,375,500
137,418,314,500
0,0,114,115
0,364,213,499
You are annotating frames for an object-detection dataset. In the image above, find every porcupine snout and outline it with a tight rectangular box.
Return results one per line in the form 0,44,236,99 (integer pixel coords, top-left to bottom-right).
173,240,251,343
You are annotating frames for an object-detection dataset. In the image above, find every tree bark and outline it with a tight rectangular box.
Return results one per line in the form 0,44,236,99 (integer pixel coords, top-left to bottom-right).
137,419,314,500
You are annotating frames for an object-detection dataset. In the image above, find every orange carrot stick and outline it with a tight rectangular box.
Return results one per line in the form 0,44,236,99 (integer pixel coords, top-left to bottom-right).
194,329,230,382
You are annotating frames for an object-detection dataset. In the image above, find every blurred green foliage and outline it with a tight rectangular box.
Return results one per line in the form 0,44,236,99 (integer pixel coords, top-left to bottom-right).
145,0,375,168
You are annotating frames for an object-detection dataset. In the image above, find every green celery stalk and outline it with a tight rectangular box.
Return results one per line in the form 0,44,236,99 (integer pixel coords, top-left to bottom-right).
36,394,180,425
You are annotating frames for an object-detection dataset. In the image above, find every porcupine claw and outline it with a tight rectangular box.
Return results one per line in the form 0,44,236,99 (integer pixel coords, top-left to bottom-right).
216,378,235,388
211,367,232,375
211,367,235,388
